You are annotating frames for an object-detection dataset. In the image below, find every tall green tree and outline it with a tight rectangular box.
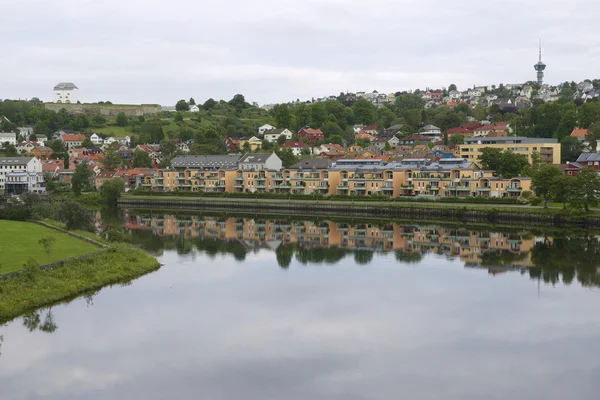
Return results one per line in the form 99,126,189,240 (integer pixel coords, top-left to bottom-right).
352,99,375,125
71,161,92,196
101,145,121,171
176,99,190,112
99,178,125,204
116,112,128,127
274,104,293,128
560,136,584,163
532,164,563,208
570,167,600,211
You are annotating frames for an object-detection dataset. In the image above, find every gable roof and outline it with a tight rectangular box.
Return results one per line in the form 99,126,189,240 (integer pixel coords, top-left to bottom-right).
281,141,307,148
238,153,275,164
577,153,600,163
263,128,286,135
62,134,85,141
171,154,242,169
289,158,333,170
298,128,323,135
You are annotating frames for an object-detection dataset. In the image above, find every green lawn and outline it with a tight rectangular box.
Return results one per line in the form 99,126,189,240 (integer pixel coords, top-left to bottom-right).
0,220,100,274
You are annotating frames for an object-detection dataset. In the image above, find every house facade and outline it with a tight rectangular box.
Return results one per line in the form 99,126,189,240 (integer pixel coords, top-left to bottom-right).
60,134,85,149
5,170,45,195
263,128,293,143
0,157,43,192
298,128,324,143
53,82,79,104
257,124,276,135
238,153,283,171
0,132,17,148
460,137,560,164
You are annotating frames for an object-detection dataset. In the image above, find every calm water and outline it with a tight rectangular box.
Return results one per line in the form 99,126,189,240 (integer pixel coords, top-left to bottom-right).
1,211,600,400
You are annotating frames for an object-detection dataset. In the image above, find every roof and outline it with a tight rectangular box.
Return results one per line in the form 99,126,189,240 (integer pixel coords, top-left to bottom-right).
464,136,557,144
263,128,287,135
577,153,600,163
399,134,432,142
0,157,35,165
281,141,307,148
95,171,115,179
171,154,242,169
298,128,323,135
423,124,440,130
571,128,589,139
289,158,333,170
239,153,274,164
62,134,85,141
362,125,378,131
54,82,78,90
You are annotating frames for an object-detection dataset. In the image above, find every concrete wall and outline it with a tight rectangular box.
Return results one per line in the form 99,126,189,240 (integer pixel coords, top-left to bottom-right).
44,103,162,117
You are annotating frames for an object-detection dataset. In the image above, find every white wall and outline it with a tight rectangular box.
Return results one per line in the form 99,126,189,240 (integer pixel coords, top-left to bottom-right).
54,88,79,104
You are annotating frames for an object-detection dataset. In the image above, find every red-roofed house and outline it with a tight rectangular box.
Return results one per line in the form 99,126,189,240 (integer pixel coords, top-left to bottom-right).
473,122,511,137
362,125,378,135
281,141,309,156
94,171,115,189
571,128,589,141
59,134,85,149
298,128,324,143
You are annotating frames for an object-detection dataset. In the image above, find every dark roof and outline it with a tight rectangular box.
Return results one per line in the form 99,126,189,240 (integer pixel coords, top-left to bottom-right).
577,153,600,163
172,154,242,169
289,158,333,170
263,128,286,135
238,153,274,164
54,82,78,90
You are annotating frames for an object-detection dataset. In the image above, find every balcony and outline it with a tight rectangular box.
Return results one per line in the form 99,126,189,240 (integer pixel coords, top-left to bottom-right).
337,185,349,190
234,176,244,181
507,186,522,192
540,149,553,155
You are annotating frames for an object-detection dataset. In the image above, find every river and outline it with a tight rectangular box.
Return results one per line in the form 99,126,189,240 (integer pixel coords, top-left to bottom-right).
1,210,599,399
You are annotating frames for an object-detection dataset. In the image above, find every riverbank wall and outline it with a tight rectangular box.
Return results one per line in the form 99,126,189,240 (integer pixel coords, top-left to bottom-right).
118,197,600,228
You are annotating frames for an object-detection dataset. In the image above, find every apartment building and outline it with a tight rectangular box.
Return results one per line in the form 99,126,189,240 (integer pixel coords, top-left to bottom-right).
0,157,42,191
459,137,560,164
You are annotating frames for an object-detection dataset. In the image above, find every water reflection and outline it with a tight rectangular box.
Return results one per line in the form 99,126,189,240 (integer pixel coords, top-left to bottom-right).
118,210,600,288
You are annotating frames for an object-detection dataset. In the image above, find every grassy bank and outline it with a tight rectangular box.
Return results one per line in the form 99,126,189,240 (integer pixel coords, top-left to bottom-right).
0,244,160,323
0,220,100,274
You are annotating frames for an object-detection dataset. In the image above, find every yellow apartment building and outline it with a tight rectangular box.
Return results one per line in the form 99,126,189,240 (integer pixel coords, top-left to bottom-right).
459,136,560,164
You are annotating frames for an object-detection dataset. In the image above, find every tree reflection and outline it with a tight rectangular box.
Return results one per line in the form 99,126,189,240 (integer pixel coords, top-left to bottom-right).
21,308,58,334
354,250,374,265
395,251,423,264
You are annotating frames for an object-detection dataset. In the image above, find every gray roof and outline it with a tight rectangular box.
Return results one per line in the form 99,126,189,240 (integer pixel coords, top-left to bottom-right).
54,82,78,90
238,153,274,164
289,158,333,170
172,154,242,169
0,157,35,165
421,158,473,171
464,136,557,144
577,153,600,163
263,128,286,135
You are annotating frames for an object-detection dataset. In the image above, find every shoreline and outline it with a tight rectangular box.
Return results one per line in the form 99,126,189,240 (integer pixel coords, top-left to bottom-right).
118,196,599,228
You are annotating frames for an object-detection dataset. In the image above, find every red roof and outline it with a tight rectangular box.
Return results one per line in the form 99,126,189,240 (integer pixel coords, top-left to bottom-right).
362,125,378,131
298,128,323,135
62,134,84,142
571,128,589,139
281,141,307,148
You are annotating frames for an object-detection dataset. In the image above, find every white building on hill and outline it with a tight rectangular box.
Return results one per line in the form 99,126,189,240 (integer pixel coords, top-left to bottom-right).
53,82,79,104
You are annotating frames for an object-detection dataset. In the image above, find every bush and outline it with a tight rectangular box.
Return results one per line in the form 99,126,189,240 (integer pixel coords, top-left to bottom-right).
530,197,543,206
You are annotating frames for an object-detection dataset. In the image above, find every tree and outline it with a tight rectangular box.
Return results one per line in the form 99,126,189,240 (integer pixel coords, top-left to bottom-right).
532,164,563,208
116,112,128,127
276,149,298,168
176,99,190,112
277,135,287,146
352,98,375,124
498,151,530,178
71,161,92,195
448,84,457,92
560,136,584,163
274,104,293,128
570,167,600,211
159,139,178,157
63,153,69,169
101,145,121,171
321,121,343,138
174,112,184,122
3,143,18,156
449,134,465,147
553,174,573,208
228,94,247,113
92,114,107,127
189,97,196,105
310,103,327,127
82,137,94,148
478,148,504,172
38,236,56,261
132,148,153,168
394,94,425,114
99,178,125,204
203,98,216,110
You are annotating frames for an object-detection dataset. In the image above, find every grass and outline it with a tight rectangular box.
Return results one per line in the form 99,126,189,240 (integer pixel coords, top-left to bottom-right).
0,244,161,323
0,220,100,275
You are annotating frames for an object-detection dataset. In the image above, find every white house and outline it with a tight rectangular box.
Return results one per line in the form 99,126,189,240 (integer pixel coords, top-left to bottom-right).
16,141,36,154
0,157,42,191
0,132,17,148
190,105,200,113
90,133,104,145
18,126,34,139
263,128,293,143
59,134,85,149
257,124,276,135
53,82,79,104
237,152,282,171
104,136,131,146
5,170,45,195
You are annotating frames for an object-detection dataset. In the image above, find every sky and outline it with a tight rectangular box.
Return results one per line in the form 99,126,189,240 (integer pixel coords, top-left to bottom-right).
2,0,600,106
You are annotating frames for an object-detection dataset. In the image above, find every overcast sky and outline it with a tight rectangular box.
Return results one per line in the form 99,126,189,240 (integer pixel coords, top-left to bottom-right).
2,0,599,106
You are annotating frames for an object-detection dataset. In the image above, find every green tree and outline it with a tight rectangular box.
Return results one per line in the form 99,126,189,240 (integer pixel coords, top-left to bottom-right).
570,167,600,211
92,114,107,127
174,112,184,122
189,97,196,105
203,98,216,110
132,149,153,168
101,145,121,171
274,104,293,128
352,98,375,124
310,103,327,127
449,134,465,147
277,135,287,146
38,236,56,261
448,84,457,91
176,99,190,112
321,121,343,138
82,136,94,148
499,151,530,178
532,164,563,208
478,148,504,171
276,148,298,168
71,161,92,196
99,178,125,205
63,153,69,169
553,174,573,208
560,136,584,163
3,143,18,156
394,94,425,114
116,112,128,127
159,139,178,157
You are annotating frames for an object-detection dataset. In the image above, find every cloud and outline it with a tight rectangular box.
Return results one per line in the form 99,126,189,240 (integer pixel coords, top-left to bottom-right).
2,0,599,105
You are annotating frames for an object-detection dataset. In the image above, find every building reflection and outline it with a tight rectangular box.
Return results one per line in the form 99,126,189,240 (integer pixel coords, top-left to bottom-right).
120,211,540,273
